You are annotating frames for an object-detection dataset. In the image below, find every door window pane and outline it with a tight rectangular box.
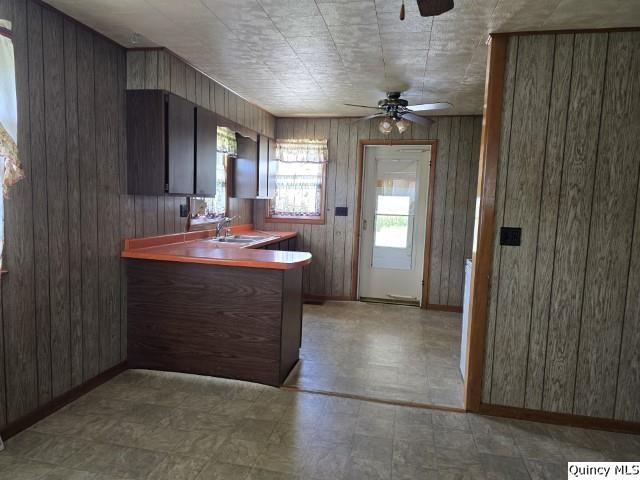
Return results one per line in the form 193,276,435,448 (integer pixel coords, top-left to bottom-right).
377,195,411,215
374,214,409,248
370,158,419,269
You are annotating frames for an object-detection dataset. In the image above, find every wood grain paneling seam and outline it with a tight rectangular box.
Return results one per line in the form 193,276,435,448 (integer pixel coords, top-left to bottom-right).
538,35,575,410
522,35,557,408
570,33,610,415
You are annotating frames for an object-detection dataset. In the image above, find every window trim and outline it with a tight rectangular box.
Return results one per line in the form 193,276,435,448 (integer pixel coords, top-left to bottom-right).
265,162,327,225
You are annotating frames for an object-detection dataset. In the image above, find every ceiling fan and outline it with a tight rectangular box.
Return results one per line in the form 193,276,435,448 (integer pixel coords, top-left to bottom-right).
346,92,452,134
400,0,454,20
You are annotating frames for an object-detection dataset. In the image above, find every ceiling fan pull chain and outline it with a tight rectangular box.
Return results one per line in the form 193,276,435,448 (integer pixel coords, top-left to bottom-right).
400,0,405,20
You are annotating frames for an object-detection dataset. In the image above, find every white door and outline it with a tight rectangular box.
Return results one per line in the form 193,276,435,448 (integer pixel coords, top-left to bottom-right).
358,145,431,305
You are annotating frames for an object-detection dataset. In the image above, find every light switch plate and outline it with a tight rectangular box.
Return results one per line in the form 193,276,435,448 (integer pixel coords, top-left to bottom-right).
180,204,189,218
500,227,522,246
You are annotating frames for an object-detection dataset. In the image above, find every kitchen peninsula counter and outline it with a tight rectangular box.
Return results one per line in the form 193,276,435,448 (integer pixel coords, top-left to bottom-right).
122,225,309,386
121,225,311,269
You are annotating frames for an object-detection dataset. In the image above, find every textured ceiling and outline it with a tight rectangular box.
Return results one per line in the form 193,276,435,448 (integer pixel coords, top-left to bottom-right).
44,0,640,116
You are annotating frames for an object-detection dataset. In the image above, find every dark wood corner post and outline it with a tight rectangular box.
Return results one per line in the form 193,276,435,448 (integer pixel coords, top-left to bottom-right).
464,34,508,412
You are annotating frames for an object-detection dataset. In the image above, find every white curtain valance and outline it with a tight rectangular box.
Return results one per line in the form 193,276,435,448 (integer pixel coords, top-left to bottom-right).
275,139,328,164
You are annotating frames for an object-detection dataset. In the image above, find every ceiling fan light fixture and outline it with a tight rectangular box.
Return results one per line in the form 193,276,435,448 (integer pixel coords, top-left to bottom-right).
396,118,410,133
378,117,393,135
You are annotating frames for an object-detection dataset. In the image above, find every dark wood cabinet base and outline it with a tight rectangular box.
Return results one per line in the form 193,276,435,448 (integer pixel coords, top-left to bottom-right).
127,259,303,386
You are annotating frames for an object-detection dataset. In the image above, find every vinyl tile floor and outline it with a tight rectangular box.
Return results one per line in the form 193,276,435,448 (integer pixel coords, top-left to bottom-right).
1,369,638,480
284,301,465,407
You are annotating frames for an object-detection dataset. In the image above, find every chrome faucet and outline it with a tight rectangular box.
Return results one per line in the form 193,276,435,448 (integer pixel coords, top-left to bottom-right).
215,216,237,238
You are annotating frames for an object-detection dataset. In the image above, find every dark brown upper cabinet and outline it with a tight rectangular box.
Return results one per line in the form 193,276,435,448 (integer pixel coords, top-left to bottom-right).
195,107,217,196
233,134,258,199
232,134,275,199
167,94,195,195
126,90,166,195
127,90,217,196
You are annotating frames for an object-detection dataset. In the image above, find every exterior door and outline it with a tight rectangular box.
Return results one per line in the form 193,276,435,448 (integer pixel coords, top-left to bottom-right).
358,145,431,305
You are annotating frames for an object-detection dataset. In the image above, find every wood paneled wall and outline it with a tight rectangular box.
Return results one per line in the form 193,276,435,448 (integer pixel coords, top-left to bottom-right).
0,0,125,429
254,116,482,304
482,31,640,423
126,49,276,229
0,0,276,431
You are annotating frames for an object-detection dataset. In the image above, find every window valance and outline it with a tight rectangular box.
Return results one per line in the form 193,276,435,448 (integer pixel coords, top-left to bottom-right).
275,139,328,164
217,126,237,155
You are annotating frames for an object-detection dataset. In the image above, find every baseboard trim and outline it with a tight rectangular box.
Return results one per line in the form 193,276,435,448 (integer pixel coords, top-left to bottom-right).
0,361,127,440
479,403,640,434
360,297,420,307
304,294,352,303
425,303,463,313
281,385,465,413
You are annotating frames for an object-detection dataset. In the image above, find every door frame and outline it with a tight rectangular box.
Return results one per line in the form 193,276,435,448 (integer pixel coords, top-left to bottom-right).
351,139,437,308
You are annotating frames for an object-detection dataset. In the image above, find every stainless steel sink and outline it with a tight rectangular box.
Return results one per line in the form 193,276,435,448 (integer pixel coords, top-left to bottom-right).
233,235,276,241
209,235,277,244
209,237,252,243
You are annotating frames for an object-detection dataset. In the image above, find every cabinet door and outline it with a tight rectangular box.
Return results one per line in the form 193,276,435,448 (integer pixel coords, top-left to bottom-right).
258,135,269,198
167,94,195,195
233,134,258,198
268,138,277,197
196,107,217,196
126,90,165,195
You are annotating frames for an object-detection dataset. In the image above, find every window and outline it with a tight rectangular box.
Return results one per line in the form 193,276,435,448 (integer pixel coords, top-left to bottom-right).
1,20,24,271
190,127,235,226
267,139,328,224
191,151,228,220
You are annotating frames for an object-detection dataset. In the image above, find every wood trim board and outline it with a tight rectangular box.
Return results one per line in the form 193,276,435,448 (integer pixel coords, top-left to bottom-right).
266,216,325,225
281,385,466,413
426,303,463,313
479,403,640,435
492,27,640,37
464,35,508,412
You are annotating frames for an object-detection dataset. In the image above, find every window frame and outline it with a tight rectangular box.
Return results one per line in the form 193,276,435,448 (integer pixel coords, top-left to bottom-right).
265,161,327,225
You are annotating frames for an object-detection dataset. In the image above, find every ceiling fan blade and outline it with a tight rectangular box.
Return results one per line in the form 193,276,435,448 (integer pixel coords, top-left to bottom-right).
344,103,379,109
353,113,386,123
416,0,454,17
407,102,453,112
402,112,434,127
